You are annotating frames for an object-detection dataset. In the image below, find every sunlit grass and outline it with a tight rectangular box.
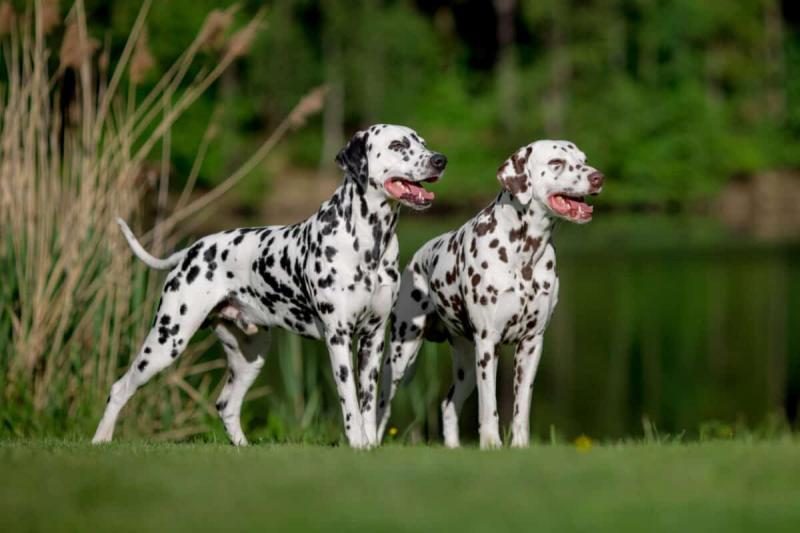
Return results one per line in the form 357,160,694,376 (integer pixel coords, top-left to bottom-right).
1,439,799,532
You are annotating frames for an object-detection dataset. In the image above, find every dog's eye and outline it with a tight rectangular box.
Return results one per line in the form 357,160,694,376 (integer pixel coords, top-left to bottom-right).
389,140,408,151
548,158,565,168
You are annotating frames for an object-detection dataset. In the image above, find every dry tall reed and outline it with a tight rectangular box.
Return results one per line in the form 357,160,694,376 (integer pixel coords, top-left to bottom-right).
0,0,324,439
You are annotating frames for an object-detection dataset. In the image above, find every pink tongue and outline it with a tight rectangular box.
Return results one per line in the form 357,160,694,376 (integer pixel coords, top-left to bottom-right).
405,182,434,201
387,179,434,202
549,195,592,219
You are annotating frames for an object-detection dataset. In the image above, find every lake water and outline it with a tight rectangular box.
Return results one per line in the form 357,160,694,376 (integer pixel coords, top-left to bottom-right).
250,212,800,443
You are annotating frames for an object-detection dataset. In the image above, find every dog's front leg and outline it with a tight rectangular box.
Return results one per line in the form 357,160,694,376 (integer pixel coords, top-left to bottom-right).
326,333,369,449
510,334,544,448
475,335,502,449
356,322,387,446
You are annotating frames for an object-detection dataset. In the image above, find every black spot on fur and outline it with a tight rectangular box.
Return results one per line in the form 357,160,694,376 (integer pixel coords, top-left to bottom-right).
187,265,200,284
165,277,181,292
203,244,217,262
181,242,203,271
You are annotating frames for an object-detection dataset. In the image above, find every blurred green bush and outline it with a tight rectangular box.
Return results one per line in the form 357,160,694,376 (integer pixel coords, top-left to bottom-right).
66,0,800,208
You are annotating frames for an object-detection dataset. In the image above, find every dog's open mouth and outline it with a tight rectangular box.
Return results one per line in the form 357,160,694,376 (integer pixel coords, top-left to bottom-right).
385,176,438,208
548,193,594,222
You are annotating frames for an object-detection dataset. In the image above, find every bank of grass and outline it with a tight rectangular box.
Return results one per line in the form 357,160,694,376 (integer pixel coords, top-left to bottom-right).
1,439,799,532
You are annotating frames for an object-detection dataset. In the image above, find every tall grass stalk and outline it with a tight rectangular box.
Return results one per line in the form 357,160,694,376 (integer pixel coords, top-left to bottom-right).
0,1,323,439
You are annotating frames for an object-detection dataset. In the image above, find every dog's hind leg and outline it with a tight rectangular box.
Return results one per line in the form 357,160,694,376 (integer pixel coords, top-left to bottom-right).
92,290,220,444
441,336,476,448
213,324,270,446
376,266,430,442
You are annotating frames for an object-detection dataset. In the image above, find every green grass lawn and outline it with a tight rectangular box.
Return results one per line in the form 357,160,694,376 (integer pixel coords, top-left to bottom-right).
1,440,799,532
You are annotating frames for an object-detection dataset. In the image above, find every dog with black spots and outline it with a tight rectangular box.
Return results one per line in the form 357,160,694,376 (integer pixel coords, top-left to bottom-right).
376,140,604,449
92,124,446,449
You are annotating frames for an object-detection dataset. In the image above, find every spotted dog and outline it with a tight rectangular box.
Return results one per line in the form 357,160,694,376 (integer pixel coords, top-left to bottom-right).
92,124,446,449
376,140,603,449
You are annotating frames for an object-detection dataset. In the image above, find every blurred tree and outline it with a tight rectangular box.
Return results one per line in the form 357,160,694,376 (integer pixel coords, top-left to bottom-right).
763,0,787,122
320,0,346,170
28,0,798,206
494,0,520,134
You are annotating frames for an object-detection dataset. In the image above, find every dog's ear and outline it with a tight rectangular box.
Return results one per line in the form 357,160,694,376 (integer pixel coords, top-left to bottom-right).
496,144,534,204
336,131,369,188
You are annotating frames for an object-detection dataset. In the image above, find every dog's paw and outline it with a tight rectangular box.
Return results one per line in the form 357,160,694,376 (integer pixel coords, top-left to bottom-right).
510,427,530,448
479,433,503,450
442,423,461,448
444,437,461,449
347,429,374,450
230,435,249,447
91,434,112,445
510,437,529,448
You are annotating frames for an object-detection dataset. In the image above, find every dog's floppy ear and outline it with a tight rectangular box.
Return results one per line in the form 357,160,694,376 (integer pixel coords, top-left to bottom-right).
496,144,534,204
336,130,369,189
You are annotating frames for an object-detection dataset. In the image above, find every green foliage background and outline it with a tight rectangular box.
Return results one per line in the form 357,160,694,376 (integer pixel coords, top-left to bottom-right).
2,0,799,443
76,0,800,206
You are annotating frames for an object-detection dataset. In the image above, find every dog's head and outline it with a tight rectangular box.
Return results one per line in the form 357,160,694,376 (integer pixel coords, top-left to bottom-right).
336,124,446,210
496,140,604,223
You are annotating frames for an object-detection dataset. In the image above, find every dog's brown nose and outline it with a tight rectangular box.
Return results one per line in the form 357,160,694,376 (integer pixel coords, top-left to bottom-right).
588,171,604,189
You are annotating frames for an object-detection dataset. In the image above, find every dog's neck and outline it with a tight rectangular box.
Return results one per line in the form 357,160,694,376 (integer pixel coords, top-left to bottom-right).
491,190,554,260
321,173,400,264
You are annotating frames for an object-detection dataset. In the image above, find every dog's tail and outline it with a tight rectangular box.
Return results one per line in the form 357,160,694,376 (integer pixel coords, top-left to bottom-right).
116,218,185,270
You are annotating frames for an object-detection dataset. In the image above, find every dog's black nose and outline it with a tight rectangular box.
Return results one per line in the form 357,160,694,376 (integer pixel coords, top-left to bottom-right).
588,171,604,189
430,153,447,171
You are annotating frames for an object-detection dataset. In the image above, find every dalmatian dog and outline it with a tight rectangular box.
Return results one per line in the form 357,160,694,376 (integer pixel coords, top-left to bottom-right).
376,140,603,449
92,124,446,449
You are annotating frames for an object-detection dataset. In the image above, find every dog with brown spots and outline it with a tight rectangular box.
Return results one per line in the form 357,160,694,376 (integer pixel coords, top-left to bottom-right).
376,140,604,449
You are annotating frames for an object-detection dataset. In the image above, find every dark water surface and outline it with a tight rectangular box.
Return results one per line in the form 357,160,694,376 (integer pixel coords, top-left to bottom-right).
383,212,800,441
245,212,800,443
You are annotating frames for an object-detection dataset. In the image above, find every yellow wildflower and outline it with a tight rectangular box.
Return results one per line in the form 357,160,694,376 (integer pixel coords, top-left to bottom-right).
574,434,593,452
388,427,398,437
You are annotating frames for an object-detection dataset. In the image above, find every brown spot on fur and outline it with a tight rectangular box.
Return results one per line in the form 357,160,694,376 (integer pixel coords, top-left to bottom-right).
512,153,526,174
504,174,528,195
521,264,533,280
474,210,498,236
524,236,541,253
509,224,526,243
